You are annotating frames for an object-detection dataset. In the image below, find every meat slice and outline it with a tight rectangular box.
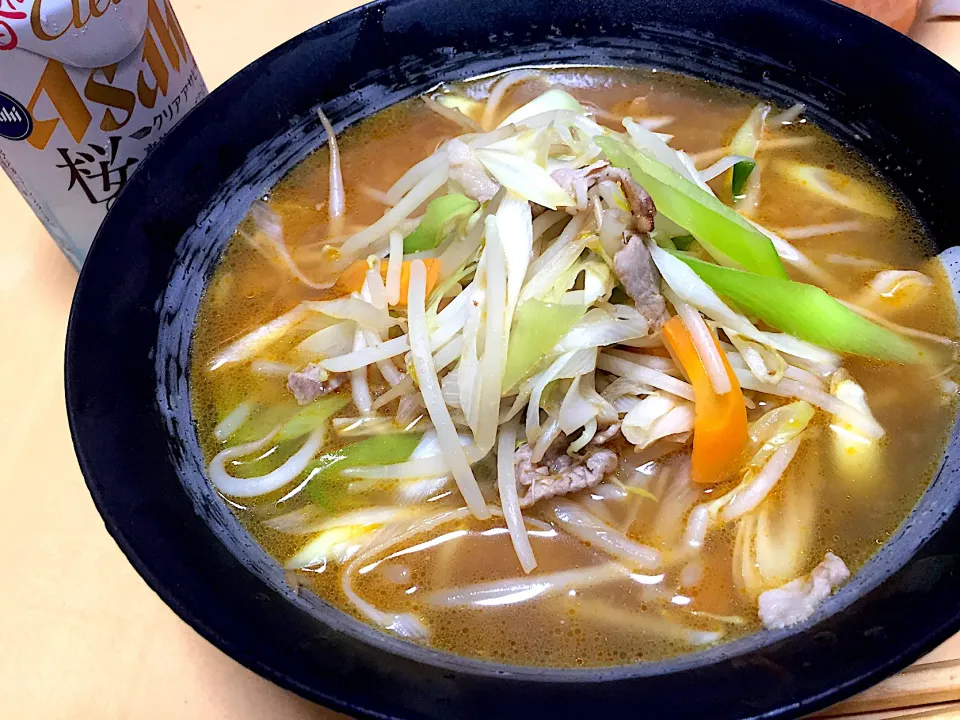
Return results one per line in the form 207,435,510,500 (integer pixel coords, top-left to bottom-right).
551,162,609,212
596,167,656,233
287,364,345,405
447,139,500,202
551,168,590,212
613,235,668,328
591,422,622,445
757,553,851,630
515,441,619,508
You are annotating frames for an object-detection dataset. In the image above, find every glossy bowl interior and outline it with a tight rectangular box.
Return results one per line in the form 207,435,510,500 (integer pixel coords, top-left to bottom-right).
66,0,960,718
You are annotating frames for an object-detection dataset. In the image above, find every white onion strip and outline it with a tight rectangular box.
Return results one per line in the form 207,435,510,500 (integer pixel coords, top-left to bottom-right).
550,500,661,570
302,297,401,332
532,413,563,464
768,103,805,126
246,202,337,291
599,351,695,401
724,351,823,390
324,335,410,372
519,213,588,304
698,154,752,183
423,95,482,132
483,69,540,129
435,286,472,325
734,370,884,439
408,260,489,518
214,401,253,442
322,314,466,373
577,601,722,645
497,418,536,573
526,352,574,444
372,377,415,410
340,447,482,480
747,219,842,291
838,299,955,346
675,300,731,395
385,230,403,306
690,137,815,167
360,185,392,206
386,151,446,205
720,435,803,521
251,360,295,377
361,265,404,388
532,209,568,242
209,427,325,498
316,108,345,236
342,569,429,638
623,354,678,374
339,164,449,260
636,115,674,131
341,503,539,635
683,505,709,551
263,505,325,535
760,137,815,151
350,327,373,414
433,336,465,372
341,506,477,638
209,305,308,371
424,563,637,608
363,329,404,386
476,218,509,451
774,220,865,240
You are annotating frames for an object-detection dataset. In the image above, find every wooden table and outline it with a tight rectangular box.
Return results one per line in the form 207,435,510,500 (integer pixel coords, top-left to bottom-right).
2,2,958,718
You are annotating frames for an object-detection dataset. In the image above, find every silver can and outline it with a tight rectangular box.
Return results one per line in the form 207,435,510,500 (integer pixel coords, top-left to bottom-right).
0,0,207,267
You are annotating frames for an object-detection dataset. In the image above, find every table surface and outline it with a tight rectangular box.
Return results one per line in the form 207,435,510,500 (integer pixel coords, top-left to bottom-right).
2,2,959,718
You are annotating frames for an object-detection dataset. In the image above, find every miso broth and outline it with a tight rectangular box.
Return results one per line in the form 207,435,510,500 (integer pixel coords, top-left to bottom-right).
190,67,959,667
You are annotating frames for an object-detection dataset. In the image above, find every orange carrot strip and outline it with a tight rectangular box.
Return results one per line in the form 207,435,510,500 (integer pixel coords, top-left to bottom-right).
662,315,747,484
336,260,370,294
338,258,440,307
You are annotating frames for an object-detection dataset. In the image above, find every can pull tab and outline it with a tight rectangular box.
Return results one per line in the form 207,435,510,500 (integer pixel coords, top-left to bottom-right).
2,0,149,68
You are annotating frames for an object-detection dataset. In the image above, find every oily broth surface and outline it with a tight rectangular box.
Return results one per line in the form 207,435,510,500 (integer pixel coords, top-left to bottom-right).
190,67,958,667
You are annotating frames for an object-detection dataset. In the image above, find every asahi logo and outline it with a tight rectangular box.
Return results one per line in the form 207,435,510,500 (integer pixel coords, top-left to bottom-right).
0,90,32,140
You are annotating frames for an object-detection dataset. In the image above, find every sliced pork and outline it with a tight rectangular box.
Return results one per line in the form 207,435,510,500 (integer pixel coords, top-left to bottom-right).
613,234,668,328
515,441,618,508
447,139,500,202
287,364,346,405
596,167,656,233
757,552,850,630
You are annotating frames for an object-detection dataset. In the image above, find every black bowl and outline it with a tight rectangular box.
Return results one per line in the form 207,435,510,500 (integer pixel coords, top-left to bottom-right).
66,0,960,717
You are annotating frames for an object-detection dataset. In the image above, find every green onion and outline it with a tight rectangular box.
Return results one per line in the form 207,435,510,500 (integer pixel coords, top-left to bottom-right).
305,433,423,502
231,402,296,444
731,159,757,200
596,136,787,279
670,252,927,364
501,300,587,391
403,193,478,253
229,439,303,479
276,393,351,441
728,103,768,202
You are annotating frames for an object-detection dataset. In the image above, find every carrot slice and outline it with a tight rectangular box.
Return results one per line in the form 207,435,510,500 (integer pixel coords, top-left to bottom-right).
337,258,441,307
662,315,747,484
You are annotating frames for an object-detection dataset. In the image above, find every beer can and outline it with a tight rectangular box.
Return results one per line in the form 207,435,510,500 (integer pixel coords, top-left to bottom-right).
0,0,207,267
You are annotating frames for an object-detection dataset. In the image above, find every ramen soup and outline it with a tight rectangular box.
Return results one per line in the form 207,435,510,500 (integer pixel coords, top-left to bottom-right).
191,67,959,667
